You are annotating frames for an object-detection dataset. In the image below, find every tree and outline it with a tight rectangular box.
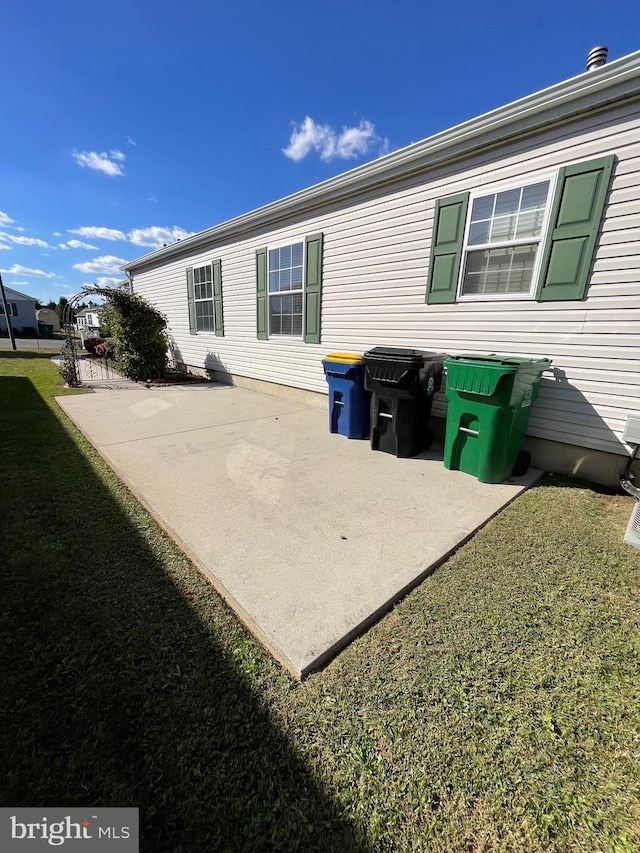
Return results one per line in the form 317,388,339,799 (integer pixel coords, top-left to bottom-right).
47,300,56,311
56,296,70,323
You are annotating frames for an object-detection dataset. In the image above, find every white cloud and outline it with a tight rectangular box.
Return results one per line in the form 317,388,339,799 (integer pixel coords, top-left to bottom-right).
336,121,386,159
127,136,136,146
60,239,99,250
0,211,15,227
67,224,194,252
9,281,30,286
71,149,126,176
0,232,51,248
148,193,158,203
72,255,128,274
53,231,63,237
17,236,52,247
84,276,122,288
0,264,57,278
0,243,10,250
68,226,127,241
283,117,388,163
282,117,333,162
128,226,194,249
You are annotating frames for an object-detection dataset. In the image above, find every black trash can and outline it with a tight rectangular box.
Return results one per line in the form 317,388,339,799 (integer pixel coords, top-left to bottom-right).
363,347,447,457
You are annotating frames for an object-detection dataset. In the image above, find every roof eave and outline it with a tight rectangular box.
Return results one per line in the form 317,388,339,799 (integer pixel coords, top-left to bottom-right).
122,50,640,273
4,287,37,302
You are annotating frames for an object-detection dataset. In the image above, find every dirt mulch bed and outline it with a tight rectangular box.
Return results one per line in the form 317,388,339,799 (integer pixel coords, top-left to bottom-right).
144,369,212,387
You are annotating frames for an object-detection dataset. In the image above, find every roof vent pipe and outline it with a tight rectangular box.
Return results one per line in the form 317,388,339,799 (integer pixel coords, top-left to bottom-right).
586,45,608,71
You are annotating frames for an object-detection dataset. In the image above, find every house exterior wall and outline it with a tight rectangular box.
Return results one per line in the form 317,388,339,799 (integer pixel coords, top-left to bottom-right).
0,290,38,334
130,96,640,482
75,309,101,329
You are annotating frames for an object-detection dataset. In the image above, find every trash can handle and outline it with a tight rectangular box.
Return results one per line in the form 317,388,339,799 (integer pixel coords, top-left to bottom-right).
378,369,410,386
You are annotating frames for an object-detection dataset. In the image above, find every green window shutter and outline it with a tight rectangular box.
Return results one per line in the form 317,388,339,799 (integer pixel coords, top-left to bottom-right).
537,155,615,302
304,233,323,344
425,192,469,304
186,266,196,334
212,258,224,336
256,248,268,340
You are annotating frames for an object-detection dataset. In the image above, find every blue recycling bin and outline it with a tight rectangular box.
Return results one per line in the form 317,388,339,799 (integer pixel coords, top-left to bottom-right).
322,353,370,439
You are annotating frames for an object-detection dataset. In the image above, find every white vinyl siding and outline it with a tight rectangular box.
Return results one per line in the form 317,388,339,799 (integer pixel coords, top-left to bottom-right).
130,97,640,459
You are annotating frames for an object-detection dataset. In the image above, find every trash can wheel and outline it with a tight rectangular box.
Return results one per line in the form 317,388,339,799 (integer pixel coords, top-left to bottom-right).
511,450,531,477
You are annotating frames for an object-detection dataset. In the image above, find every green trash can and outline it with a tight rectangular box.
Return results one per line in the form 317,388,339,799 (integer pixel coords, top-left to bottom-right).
443,354,551,483
38,321,54,338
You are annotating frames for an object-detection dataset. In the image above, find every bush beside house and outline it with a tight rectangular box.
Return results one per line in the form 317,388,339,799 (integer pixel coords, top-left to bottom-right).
84,287,168,381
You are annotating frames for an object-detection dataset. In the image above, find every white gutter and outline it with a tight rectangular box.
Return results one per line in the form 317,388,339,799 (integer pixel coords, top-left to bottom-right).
123,49,640,273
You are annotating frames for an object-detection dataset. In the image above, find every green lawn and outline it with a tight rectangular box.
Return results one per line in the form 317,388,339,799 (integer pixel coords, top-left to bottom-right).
1,350,639,852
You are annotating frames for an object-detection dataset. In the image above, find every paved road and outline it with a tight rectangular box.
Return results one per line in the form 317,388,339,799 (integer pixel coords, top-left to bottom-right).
0,338,64,351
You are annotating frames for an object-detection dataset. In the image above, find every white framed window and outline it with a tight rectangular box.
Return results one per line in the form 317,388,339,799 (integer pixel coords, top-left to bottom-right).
458,176,555,300
268,241,304,336
0,302,18,316
193,264,215,332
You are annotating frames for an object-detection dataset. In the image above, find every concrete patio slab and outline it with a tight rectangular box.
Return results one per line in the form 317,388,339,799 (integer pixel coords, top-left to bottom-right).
57,384,540,678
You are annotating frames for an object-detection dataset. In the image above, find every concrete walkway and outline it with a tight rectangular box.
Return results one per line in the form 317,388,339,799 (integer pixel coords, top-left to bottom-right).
56,381,540,678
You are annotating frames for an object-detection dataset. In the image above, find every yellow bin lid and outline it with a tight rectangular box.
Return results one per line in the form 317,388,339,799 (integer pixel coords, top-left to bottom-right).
324,352,364,364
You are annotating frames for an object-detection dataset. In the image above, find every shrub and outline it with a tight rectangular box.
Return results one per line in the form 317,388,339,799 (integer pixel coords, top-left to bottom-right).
59,337,81,386
82,287,168,381
94,339,114,358
84,336,105,354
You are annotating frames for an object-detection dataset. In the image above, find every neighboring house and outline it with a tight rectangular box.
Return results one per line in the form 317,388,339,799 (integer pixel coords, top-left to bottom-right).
36,307,61,332
0,287,38,336
122,47,640,487
74,302,102,332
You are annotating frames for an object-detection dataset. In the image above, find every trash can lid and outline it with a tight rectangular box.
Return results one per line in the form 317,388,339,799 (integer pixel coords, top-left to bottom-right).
324,352,364,364
363,346,438,366
446,353,551,368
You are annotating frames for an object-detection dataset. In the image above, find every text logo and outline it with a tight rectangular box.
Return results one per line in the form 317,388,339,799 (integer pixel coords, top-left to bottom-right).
2,808,138,851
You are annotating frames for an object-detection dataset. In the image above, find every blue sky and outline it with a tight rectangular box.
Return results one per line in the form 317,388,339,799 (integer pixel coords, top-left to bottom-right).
1,0,639,305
